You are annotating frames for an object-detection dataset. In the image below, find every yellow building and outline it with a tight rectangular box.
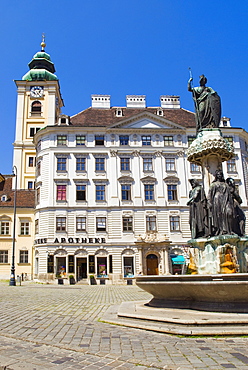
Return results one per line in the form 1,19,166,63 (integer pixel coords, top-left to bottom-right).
0,175,35,280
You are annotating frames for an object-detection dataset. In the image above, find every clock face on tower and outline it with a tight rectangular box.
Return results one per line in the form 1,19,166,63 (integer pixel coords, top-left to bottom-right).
30,86,44,98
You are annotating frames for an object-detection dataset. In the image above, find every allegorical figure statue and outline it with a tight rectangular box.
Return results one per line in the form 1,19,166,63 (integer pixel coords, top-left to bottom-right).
188,74,221,133
226,177,246,236
187,179,209,239
207,170,235,236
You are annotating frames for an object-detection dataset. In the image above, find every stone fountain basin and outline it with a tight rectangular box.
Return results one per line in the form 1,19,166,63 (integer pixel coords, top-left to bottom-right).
136,274,248,313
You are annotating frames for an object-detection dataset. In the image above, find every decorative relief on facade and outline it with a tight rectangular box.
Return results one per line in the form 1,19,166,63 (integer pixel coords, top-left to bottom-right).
121,248,135,255
131,150,140,157
136,232,169,243
110,150,117,157
163,176,179,184
95,248,108,256
75,248,88,256
54,248,67,256
140,176,156,184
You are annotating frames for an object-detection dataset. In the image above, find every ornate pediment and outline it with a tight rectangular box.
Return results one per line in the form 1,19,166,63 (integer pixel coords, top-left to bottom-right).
108,111,185,131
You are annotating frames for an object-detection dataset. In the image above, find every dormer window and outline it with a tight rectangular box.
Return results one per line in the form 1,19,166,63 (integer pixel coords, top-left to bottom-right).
116,108,123,117
1,195,8,202
157,108,163,116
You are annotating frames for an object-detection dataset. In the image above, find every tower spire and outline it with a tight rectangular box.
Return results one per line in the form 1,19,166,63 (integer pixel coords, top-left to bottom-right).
41,33,46,51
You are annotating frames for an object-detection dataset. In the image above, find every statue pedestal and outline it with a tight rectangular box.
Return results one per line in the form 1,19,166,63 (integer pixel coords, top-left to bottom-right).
188,235,248,275
187,128,234,193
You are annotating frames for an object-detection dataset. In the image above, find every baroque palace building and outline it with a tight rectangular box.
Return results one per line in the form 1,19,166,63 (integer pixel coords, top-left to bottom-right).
2,40,248,283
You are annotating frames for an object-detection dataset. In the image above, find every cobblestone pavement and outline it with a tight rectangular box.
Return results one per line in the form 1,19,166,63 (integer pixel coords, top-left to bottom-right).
0,283,248,369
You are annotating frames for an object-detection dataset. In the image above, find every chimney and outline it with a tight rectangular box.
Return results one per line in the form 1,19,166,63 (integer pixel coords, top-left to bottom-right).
126,95,146,108
91,95,111,109
160,95,180,109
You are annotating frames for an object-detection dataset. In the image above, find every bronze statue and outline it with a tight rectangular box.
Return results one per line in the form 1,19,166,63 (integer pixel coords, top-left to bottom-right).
187,179,209,239
188,74,221,133
226,178,246,236
207,170,235,236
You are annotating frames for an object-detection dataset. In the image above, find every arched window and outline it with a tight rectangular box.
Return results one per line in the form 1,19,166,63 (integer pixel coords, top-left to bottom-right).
31,101,42,113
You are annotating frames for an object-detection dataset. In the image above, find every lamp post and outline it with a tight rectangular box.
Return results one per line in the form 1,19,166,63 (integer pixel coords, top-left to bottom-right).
9,165,17,286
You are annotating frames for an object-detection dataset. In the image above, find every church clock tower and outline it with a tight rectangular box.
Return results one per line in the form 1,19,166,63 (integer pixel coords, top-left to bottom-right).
13,36,63,189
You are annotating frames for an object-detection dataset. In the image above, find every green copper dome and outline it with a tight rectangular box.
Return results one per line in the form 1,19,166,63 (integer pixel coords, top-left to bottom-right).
22,37,58,81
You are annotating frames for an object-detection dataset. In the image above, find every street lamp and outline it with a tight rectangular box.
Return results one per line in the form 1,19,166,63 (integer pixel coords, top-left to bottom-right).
9,165,17,286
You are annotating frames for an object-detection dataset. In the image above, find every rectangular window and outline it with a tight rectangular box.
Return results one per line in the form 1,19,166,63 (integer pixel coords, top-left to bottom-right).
57,135,67,146
28,157,35,167
146,216,156,231
96,217,106,232
120,135,129,146
143,158,153,172
76,135,86,146
20,222,29,235
20,250,28,264
168,185,178,201
68,255,74,274
142,135,151,146
120,157,130,171
47,255,54,273
30,127,40,137
123,256,134,277
188,136,196,146
190,163,201,172
28,181,34,189
95,135,104,146
96,185,105,201
0,222,10,235
164,136,173,146
121,184,131,201
76,217,86,232
76,157,86,171
227,159,237,172
89,255,95,274
56,217,66,232
57,185,66,201
36,188,40,204
76,185,86,201
37,161,41,176
123,217,133,232
95,157,105,171
57,157,67,172
0,250,8,263
35,219,39,234
166,158,175,172
170,216,180,231
145,184,154,200
97,256,107,276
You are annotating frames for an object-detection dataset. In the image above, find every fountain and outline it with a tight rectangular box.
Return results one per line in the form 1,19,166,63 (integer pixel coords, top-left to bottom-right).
135,74,248,314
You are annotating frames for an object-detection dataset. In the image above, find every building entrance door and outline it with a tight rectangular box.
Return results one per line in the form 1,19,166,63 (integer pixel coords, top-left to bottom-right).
77,258,87,281
146,254,158,275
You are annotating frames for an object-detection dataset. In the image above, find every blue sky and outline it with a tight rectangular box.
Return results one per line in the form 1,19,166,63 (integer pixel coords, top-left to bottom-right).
1,0,248,174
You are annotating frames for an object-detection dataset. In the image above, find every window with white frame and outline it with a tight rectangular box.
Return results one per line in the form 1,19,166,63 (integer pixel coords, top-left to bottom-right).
76,157,86,171
95,157,105,172
122,217,133,232
170,216,180,231
36,161,41,176
35,219,39,234
76,135,86,146
190,163,201,172
120,135,129,145
164,136,173,146
28,181,35,189
76,185,86,201
96,217,106,232
20,250,28,263
165,158,176,172
143,158,153,172
0,250,8,263
56,217,66,232
0,221,10,235
56,185,66,201
28,157,35,167
188,136,196,146
120,157,130,171
76,217,86,232
121,184,131,201
168,184,178,201
144,184,154,200
30,127,40,137
146,216,156,231
227,158,237,172
57,157,67,172
95,135,104,146
57,135,67,146
20,221,30,235
96,185,105,201
31,101,42,114
142,135,151,146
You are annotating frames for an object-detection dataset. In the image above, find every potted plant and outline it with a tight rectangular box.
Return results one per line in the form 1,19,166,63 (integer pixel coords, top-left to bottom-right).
89,275,96,285
69,275,75,285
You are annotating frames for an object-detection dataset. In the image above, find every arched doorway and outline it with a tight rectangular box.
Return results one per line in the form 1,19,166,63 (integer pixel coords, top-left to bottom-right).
146,254,159,275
